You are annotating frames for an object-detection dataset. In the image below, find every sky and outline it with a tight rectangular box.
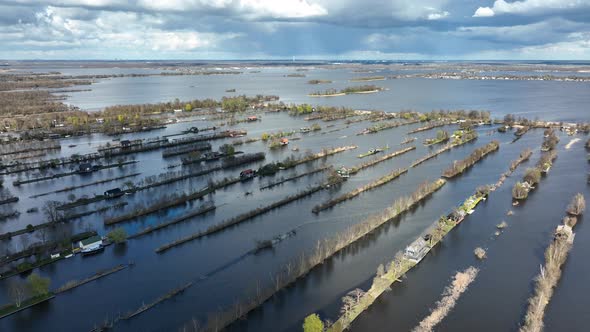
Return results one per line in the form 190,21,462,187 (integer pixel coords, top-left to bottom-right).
0,0,589,60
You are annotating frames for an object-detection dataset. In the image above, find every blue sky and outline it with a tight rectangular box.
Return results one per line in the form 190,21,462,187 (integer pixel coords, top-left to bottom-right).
0,0,589,60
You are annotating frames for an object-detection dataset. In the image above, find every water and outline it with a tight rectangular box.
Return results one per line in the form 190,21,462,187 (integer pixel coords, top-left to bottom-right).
0,63,589,332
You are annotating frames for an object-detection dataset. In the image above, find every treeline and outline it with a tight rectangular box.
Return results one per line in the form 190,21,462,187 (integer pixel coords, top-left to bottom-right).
442,141,499,178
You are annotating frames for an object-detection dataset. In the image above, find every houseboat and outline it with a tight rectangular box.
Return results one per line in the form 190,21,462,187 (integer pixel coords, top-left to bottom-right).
404,237,429,264
79,235,104,256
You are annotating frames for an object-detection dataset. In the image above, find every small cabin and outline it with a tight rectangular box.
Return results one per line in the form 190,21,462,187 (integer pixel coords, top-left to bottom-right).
120,140,131,147
104,188,123,198
247,116,258,122
79,235,102,251
280,138,289,146
78,163,93,173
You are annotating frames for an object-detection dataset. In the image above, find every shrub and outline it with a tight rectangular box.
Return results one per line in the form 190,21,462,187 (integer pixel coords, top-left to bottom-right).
303,314,324,332
523,168,541,185
566,193,585,216
107,227,127,244
27,273,51,297
474,247,487,260
512,182,528,200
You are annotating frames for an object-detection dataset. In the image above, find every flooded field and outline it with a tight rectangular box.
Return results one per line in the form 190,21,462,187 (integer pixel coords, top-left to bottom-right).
0,64,588,332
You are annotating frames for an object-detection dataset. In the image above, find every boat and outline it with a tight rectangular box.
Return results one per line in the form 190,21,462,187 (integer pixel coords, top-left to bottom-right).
357,145,389,158
81,246,105,256
68,144,77,148
300,127,311,133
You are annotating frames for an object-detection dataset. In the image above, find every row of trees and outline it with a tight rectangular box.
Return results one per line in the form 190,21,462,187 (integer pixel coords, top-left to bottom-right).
441,140,500,178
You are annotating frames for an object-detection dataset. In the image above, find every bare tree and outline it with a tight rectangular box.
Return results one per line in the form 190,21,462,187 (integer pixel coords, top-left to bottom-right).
43,200,62,223
8,279,28,308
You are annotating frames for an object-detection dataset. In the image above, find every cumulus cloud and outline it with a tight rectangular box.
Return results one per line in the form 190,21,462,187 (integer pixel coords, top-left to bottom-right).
474,0,590,17
473,7,494,17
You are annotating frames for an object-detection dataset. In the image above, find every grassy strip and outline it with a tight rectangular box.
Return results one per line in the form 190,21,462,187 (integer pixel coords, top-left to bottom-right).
260,166,329,190
30,173,141,198
350,146,415,174
313,168,408,213
441,141,499,178
13,160,138,186
193,179,446,331
155,179,342,254
55,264,128,294
129,204,216,239
283,146,357,169
0,294,55,319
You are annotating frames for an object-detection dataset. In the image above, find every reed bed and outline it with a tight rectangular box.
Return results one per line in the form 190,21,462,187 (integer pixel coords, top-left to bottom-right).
412,267,479,332
520,194,585,332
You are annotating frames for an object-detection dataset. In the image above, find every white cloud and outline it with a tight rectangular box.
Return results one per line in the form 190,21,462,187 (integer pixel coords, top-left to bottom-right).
427,10,449,20
473,7,494,17
132,0,328,19
474,0,590,17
